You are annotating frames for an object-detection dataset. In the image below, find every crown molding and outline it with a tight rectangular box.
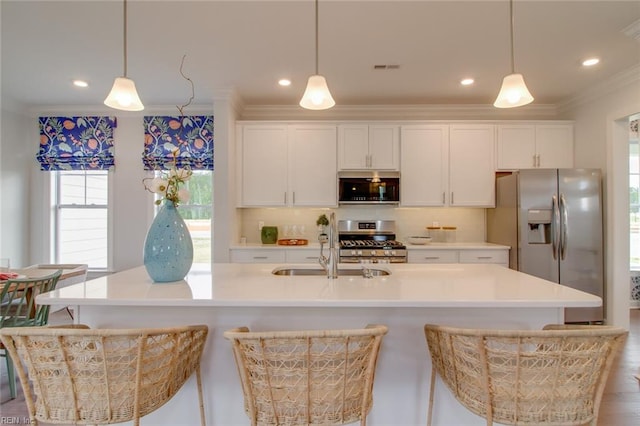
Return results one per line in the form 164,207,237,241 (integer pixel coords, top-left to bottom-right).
558,63,640,113
623,18,640,42
239,103,559,121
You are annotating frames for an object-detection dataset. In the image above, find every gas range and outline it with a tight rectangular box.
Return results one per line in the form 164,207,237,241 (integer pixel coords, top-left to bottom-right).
338,220,407,263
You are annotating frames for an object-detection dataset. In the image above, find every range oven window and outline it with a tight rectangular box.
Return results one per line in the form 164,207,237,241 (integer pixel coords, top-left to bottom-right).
338,176,399,204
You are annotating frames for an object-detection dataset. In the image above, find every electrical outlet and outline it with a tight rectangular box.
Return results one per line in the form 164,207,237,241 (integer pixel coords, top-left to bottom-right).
258,221,264,231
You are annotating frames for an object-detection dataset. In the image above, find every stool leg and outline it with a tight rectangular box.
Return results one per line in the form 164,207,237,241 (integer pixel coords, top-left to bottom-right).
6,355,16,399
427,365,436,426
196,364,206,426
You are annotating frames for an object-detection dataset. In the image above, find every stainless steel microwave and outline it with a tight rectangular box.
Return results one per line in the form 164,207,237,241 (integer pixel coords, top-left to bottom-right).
338,172,400,204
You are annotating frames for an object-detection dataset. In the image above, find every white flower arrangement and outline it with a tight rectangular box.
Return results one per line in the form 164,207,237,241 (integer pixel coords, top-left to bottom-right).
143,150,192,206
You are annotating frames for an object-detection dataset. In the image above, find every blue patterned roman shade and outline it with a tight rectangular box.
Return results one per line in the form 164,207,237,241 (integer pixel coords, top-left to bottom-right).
142,115,214,170
37,116,116,170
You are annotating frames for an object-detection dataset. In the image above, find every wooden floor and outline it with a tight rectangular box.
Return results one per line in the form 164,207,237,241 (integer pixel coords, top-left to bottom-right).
1,309,639,425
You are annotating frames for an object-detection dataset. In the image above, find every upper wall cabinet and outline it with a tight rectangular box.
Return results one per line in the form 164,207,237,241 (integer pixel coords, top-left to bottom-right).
496,123,574,170
448,124,496,207
338,125,400,170
237,124,337,207
400,124,495,207
400,125,449,206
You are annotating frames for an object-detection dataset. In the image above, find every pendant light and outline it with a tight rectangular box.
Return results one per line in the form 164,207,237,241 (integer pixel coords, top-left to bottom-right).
104,0,144,111
299,0,335,110
493,0,533,108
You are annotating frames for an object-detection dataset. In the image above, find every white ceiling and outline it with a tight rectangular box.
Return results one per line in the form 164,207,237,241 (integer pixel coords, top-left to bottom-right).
2,0,639,110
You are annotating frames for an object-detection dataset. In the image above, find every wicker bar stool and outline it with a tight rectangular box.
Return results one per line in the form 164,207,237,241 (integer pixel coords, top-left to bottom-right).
423,323,627,426
0,324,209,426
224,324,388,426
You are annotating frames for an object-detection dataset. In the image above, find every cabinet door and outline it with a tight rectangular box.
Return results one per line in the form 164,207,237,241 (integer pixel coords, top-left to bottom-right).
496,124,536,170
289,125,337,206
369,125,400,170
239,125,288,206
286,248,321,263
338,125,369,169
535,124,574,168
230,249,286,263
400,125,448,206
407,250,458,264
449,124,495,207
459,249,509,267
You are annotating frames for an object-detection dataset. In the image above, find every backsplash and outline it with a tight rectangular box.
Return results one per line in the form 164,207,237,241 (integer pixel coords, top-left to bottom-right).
238,206,486,244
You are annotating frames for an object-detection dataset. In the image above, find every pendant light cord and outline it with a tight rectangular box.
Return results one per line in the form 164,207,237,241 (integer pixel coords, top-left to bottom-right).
123,0,128,77
314,0,319,75
509,0,515,73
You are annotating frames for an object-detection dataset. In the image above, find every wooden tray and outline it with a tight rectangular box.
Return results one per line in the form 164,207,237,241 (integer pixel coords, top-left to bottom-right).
277,239,309,246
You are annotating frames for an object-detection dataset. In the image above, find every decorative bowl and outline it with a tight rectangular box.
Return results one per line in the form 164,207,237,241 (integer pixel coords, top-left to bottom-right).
408,236,432,245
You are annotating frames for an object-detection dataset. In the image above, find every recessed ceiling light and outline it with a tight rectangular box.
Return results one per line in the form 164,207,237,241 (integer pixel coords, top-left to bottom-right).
582,58,600,67
73,80,89,88
278,79,291,87
460,78,474,86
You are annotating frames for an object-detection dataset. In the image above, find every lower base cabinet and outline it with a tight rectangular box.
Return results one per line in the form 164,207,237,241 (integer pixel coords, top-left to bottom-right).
230,248,320,264
408,248,508,267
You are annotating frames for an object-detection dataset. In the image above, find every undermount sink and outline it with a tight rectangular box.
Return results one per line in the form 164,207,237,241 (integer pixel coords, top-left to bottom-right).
271,267,390,277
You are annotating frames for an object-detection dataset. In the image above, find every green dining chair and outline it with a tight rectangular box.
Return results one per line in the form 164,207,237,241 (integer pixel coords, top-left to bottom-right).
0,269,62,399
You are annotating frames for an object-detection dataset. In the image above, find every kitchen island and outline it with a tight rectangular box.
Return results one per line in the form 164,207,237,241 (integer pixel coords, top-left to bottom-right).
37,263,601,426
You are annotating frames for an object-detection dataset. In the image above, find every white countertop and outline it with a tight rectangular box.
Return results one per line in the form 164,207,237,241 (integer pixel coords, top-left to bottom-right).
37,263,599,309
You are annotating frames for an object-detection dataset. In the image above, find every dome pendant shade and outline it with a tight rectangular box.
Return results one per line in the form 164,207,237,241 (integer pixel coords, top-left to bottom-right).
299,75,335,110
493,73,534,108
104,77,144,111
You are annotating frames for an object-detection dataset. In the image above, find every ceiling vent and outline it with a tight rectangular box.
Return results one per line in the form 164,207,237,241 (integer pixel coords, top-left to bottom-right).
373,64,400,70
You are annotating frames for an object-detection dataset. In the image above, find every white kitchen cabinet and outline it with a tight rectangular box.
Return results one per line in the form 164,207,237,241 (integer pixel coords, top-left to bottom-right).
407,250,458,264
408,247,509,266
459,249,509,267
238,124,337,207
288,125,338,206
497,123,574,170
400,125,449,206
230,247,320,264
230,249,286,264
448,124,496,207
285,248,321,263
338,124,399,170
238,124,288,206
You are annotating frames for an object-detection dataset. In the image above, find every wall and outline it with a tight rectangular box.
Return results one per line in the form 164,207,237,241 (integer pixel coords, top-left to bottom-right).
0,102,31,267
238,206,485,244
8,107,212,273
561,65,640,329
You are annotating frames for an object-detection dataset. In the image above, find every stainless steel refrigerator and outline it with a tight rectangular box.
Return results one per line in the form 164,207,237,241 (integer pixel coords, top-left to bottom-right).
486,169,604,323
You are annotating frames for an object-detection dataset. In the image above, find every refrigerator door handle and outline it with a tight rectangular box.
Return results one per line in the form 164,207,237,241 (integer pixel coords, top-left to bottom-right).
552,195,560,260
560,193,568,260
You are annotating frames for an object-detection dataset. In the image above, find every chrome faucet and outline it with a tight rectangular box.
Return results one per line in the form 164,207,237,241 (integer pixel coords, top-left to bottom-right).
318,212,339,278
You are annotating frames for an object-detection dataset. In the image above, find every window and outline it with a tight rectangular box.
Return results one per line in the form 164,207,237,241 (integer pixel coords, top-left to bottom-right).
54,170,109,269
152,170,213,264
630,116,639,269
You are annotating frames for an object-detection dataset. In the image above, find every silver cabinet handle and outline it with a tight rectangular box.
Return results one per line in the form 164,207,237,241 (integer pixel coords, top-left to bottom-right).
537,154,541,167
477,256,493,260
253,256,268,259
292,191,295,205
284,192,287,204
533,154,537,167
442,192,445,204
451,192,454,205
424,256,441,260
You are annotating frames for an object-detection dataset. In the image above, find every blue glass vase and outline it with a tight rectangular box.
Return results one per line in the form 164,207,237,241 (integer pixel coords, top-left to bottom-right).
143,201,193,282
